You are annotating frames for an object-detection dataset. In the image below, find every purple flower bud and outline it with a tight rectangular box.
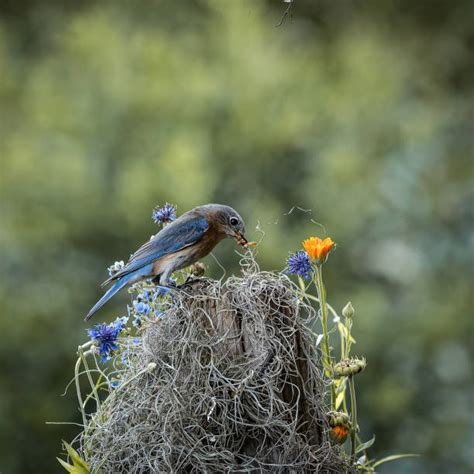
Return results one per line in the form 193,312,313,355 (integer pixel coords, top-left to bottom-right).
152,203,177,225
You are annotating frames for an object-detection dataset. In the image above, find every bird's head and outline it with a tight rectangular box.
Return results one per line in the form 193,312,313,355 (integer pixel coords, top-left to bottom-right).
204,204,251,248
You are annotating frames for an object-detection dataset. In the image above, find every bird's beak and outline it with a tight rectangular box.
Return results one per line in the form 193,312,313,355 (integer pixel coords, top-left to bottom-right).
234,232,256,249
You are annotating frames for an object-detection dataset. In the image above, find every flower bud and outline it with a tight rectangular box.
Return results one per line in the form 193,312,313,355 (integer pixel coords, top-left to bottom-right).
342,301,355,319
333,357,367,378
327,411,351,444
107,260,125,277
327,410,351,427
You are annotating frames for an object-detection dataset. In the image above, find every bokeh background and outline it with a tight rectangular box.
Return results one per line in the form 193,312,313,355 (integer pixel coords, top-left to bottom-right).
1,0,473,472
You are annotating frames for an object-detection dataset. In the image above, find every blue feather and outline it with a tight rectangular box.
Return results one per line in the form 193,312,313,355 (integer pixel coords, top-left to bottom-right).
105,216,209,283
85,264,153,320
86,215,210,320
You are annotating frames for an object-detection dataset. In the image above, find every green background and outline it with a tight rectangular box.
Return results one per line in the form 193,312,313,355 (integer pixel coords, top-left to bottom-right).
1,1,473,472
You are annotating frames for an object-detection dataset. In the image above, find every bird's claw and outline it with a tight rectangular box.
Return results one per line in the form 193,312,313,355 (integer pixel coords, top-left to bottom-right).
178,276,203,289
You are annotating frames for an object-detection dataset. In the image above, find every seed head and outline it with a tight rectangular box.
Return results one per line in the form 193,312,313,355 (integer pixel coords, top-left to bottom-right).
333,357,367,378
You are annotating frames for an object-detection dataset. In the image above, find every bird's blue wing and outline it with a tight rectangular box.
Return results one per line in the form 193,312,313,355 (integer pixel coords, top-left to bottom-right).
105,215,209,283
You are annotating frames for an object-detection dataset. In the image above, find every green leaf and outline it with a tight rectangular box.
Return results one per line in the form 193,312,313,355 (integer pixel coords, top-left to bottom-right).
337,322,348,337
336,377,347,391
372,453,419,468
337,322,356,343
57,458,75,473
335,390,346,409
59,441,90,473
63,441,78,457
356,435,376,453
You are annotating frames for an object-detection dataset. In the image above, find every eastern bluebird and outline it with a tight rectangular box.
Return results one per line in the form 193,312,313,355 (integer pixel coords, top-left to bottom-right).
85,204,250,320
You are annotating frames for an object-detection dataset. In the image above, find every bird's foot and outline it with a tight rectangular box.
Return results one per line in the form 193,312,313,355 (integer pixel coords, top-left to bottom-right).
151,276,176,292
178,276,208,290
179,276,197,288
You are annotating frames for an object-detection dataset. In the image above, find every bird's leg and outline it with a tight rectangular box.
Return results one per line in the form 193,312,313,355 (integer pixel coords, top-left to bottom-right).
178,277,203,290
151,274,176,289
181,276,197,288
183,274,196,285
159,268,178,288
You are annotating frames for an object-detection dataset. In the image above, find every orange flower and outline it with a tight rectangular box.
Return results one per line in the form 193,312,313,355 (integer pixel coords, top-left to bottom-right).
327,411,351,444
302,236,335,263
329,424,350,444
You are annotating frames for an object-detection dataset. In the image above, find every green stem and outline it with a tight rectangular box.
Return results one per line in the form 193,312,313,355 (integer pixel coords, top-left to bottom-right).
315,266,335,406
82,377,106,407
79,347,101,412
74,355,87,428
342,384,349,413
316,267,331,370
349,375,358,462
301,293,340,322
297,276,306,292
345,317,353,358
76,349,100,462
340,323,346,360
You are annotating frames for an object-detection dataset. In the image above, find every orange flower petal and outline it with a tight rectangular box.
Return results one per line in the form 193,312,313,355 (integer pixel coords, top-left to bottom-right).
303,236,335,262
330,425,349,443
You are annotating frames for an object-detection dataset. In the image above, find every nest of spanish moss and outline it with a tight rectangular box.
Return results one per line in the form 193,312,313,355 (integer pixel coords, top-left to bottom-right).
82,262,351,473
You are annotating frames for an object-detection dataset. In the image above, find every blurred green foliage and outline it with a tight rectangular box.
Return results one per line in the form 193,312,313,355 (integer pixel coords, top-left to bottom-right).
0,0,473,472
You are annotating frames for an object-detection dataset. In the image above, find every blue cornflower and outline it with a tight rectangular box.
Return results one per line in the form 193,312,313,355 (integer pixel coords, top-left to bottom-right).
287,251,313,280
152,203,177,225
153,286,171,301
132,314,142,328
88,319,125,362
137,288,151,302
131,301,150,328
133,301,151,315
114,316,129,331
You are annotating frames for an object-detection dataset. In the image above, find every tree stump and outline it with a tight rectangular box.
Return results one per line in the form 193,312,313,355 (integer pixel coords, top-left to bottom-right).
84,271,350,473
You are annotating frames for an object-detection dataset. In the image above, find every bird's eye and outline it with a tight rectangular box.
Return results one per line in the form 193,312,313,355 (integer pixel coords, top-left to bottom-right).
229,217,239,226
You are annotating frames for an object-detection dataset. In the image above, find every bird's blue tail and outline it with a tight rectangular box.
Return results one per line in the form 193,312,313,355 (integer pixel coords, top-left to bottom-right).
85,274,133,321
